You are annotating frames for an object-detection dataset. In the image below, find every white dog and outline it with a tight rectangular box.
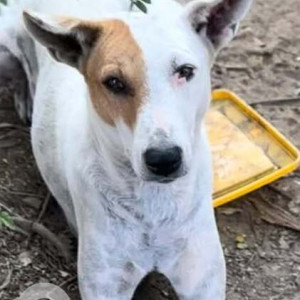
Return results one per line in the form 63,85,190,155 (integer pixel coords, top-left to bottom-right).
0,0,252,299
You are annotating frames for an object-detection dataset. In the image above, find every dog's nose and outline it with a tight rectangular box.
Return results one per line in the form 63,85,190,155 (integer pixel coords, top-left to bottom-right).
144,146,182,177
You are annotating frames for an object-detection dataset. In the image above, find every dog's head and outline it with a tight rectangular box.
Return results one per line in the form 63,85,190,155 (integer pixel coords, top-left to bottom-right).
23,0,252,183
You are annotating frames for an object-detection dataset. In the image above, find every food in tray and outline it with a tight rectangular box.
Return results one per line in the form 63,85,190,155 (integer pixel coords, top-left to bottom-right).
206,109,275,195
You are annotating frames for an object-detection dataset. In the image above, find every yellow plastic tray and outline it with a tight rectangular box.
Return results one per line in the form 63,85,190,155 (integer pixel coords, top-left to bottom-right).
207,89,300,207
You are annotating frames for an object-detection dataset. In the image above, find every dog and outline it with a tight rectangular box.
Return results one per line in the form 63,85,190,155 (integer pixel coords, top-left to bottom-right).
0,0,252,299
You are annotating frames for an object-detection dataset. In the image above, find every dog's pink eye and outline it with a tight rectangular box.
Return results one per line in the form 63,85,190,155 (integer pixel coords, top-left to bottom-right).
176,64,195,81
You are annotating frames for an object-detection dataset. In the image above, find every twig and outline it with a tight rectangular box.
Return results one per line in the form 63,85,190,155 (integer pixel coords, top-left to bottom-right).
0,186,43,198
251,97,300,106
10,225,29,236
0,123,29,132
267,185,294,202
36,192,51,224
0,139,20,149
250,197,300,232
0,263,12,291
247,48,274,56
215,63,248,70
59,275,77,289
0,201,14,215
0,130,17,141
277,47,298,56
13,216,70,262
26,192,51,246
214,63,254,79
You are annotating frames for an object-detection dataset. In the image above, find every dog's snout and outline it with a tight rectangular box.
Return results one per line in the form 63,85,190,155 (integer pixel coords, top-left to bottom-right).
144,146,182,177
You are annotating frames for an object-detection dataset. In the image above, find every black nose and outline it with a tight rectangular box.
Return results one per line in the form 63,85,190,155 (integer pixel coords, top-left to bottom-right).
144,146,182,177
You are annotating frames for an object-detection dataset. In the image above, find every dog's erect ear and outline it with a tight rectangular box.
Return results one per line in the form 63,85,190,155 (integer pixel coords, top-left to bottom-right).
185,0,252,53
23,10,100,70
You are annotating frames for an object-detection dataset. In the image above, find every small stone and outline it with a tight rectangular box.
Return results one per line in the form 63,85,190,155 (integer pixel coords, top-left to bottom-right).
59,270,70,278
219,207,242,216
19,251,32,267
237,242,248,250
278,235,289,250
235,234,247,243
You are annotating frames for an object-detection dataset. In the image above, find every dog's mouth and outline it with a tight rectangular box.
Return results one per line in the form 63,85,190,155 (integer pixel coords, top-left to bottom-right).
141,169,188,184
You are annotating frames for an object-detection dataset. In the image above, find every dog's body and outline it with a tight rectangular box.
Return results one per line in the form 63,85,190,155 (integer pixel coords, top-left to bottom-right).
0,0,252,299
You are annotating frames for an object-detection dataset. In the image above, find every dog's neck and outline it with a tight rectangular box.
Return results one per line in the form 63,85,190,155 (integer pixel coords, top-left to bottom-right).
86,98,211,227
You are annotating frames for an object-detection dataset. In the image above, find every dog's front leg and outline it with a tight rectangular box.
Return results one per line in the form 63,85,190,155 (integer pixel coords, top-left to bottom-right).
166,226,226,300
77,219,145,300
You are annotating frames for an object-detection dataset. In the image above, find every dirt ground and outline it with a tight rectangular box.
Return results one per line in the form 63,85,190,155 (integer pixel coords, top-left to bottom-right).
0,0,300,299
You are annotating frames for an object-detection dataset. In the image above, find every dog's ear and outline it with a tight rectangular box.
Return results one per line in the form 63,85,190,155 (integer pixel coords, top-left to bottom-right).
23,10,100,70
185,0,252,53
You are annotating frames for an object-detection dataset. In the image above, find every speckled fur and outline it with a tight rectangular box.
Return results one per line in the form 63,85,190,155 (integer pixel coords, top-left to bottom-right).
0,0,252,299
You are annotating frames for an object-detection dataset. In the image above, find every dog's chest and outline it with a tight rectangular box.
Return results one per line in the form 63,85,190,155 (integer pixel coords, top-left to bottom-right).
83,172,195,271
104,217,187,272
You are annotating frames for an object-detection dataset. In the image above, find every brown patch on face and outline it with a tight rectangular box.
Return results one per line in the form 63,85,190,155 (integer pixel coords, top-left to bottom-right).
81,20,147,128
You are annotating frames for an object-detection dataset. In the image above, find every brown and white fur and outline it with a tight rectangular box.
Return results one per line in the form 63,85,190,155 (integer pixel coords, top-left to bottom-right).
0,0,252,299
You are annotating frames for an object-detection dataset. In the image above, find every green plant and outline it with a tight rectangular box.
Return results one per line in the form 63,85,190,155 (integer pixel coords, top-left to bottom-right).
130,0,151,13
0,209,14,230
0,0,7,5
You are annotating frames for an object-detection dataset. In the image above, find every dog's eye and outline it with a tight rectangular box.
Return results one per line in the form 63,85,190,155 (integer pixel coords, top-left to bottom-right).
176,64,196,81
103,76,127,95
